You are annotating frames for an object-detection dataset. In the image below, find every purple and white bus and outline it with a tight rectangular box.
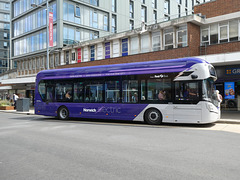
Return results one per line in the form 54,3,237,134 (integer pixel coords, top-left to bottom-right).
35,57,220,124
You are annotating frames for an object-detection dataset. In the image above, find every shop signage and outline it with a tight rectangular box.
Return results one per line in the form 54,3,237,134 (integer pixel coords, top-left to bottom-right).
225,68,240,75
224,82,235,99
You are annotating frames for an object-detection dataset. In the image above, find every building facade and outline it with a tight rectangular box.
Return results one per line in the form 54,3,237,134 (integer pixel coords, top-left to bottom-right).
10,0,209,71
0,0,10,74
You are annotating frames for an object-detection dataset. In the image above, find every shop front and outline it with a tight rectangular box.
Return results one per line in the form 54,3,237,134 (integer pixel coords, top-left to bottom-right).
215,66,240,111
0,76,36,107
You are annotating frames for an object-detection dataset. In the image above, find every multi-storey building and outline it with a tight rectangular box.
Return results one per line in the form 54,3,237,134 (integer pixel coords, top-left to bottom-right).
10,0,208,70
0,0,10,74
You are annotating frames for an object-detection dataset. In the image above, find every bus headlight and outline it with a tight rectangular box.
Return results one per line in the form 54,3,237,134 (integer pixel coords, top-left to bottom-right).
206,103,214,112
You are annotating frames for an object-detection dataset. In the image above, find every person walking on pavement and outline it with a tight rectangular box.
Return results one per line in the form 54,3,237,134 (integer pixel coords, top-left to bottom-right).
13,93,19,109
216,90,222,119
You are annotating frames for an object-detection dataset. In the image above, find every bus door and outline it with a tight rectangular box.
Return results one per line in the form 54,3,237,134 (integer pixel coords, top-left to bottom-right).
173,81,202,123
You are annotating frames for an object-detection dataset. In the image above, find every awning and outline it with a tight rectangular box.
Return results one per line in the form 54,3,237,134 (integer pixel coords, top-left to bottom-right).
0,86,12,90
1,77,35,85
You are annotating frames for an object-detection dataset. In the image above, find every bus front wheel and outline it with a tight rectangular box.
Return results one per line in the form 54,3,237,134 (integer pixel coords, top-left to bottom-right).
144,108,162,125
58,106,69,120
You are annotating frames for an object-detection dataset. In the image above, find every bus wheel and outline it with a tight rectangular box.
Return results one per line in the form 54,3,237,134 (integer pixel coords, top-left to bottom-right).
144,108,162,125
58,106,69,120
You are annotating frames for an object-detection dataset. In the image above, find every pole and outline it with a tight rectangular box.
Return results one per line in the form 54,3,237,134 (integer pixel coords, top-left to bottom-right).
46,0,49,70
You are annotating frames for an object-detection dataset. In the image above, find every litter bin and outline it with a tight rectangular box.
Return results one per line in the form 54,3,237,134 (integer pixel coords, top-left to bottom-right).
16,98,30,112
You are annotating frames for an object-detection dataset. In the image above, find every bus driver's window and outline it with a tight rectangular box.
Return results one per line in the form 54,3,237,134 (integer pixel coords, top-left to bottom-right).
175,82,199,101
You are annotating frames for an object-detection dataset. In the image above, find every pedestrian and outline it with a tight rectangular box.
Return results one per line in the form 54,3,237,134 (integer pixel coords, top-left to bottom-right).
13,93,19,109
216,90,222,119
6,94,10,101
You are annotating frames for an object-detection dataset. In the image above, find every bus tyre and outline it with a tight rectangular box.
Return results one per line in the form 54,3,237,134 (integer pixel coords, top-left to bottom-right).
58,106,69,120
144,108,162,125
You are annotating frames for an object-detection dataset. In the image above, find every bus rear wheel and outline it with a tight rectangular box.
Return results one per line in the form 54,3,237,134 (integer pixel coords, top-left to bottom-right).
58,106,69,120
144,108,162,125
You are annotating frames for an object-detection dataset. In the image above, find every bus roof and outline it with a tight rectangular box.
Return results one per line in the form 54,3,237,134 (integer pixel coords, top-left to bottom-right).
36,57,208,81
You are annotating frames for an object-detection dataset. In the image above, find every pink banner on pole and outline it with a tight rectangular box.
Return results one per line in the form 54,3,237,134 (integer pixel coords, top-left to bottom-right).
49,12,53,47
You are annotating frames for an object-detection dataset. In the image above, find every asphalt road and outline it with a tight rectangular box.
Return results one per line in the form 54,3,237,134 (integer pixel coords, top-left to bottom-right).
0,112,240,180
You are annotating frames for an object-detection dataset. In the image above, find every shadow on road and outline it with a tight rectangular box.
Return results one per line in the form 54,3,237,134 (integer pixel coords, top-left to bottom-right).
9,114,216,129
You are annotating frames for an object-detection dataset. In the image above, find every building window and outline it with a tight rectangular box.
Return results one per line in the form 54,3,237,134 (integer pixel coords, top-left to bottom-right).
4,33,8,39
90,11,98,29
75,6,80,17
219,22,228,43
90,0,99,6
41,57,45,68
113,40,119,57
141,34,150,53
178,5,181,18
104,15,108,31
105,42,111,59
141,0,145,4
131,36,139,55
164,15,170,22
229,20,238,42
76,30,80,43
153,10,157,23
130,1,134,18
66,51,69,64
164,0,170,15
152,31,161,51
90,32,99,40
3,42,8,48
185,8,188,16
112,0,116,12
50,56,54,68
90,45,95,61
177,25,187,48
141,6,147,23
112,15,116,33
130,20,134,30
152,0,157,8
122,38,128,56
201,26,209,45
72,52,76,61
210,24,218,44
185,0,188,8
177,0,182,4
164,28,174,50
25,60,28,70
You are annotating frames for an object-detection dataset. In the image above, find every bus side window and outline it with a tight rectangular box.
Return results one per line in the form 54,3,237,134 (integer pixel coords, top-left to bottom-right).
122,79,138,103
38,81,46,101
105,80,120,103
73,82,83,103
46,86,54,102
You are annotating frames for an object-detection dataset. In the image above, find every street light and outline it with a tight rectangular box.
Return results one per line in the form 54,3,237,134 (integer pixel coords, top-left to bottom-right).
31,1,51,70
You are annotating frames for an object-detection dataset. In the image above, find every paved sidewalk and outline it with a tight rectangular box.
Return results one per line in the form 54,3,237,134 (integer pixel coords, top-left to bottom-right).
0,108,239,124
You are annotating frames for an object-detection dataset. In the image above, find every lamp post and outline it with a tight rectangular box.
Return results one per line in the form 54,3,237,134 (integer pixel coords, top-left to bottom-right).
31,1,51,70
